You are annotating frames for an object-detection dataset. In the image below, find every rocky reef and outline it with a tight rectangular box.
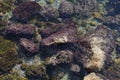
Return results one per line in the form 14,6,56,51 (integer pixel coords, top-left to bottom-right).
76,25,115,71
0,0,119,80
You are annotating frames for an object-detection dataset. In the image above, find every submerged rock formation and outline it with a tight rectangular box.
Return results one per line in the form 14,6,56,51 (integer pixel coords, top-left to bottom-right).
13,1,41,22
45,50,73,65
41,23,78,46
19,38,39,56
77,25,115,71
6,24,35,38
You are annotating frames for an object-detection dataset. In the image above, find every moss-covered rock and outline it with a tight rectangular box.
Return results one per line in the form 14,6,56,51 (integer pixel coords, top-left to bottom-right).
0,0,15,14
0,36,18,73
25,64,49,80
0,74,28,80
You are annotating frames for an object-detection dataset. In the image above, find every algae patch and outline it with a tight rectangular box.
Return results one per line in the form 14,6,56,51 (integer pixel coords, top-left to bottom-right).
0,36,18,73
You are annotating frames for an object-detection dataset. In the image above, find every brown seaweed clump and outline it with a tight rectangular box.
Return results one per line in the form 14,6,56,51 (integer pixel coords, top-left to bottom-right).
12,1,41,22
76,25,115,71
0,36,18,73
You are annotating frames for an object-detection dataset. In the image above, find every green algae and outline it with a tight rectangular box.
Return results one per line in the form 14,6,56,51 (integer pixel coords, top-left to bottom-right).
25,64,49,80
0,74,28,80
0,36,18,73
0,0,15,14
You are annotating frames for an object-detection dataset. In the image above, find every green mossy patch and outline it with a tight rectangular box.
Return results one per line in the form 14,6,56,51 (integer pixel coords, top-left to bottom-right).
0,74,28,80
0,0,15,14
25,64,49,80
0,36,18,73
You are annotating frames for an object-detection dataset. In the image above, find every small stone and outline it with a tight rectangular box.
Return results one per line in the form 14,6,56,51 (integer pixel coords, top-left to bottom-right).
58,1,73,18
70,64,81,73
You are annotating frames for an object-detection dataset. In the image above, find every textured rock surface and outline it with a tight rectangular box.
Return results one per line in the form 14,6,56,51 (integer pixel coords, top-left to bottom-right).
58,1,73,18
13,1,41,22
77,25,115,71
45,50,73,65
40,23,64,38
6,24,35,38
84,72,109,80
41,24,78,46
19,38,39,56
40,6,59,19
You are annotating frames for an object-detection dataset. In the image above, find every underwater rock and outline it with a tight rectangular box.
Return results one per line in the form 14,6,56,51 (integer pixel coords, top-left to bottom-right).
45,50,73,65
13,1,41,22
6,24,35,38
40,6,59,20
41,24,78,46
0,36,18,72
40,23,64,38
83,72,109,80
103,59,120,80
25,64,49,80
58,1,73,18
70,64,81,73
77,25,115,71
19,38,39,56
